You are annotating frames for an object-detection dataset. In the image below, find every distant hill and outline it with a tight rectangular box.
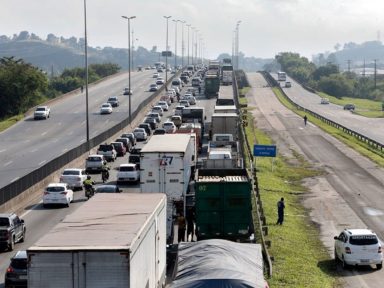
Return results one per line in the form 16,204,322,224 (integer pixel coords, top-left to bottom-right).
0,31,272,73
312,41,384,70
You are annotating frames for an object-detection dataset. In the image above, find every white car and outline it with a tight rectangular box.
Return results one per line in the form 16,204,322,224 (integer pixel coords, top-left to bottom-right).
157,101,169,111
163,121,177,134
187,95,196,105
133,128,148,141
34,106,50,120
179,100,190,107
174,106,185,116
152,105,164,116
334,229,383,269
156,77,165,85
146,112,161,123
116,163,140,183
320,98,330,104
100,103,113,114
43,183,73,207
59,168,87,190
153,72,159,78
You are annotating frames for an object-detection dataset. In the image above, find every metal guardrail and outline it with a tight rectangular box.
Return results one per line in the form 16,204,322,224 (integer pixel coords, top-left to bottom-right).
233,72,273,277
262,71,384,152
0,72,180,206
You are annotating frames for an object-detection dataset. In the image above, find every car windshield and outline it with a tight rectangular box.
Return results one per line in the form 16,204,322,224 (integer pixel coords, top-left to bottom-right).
87,157,101,161
102,104,110,108
0,218,10,226
99,145,113,151
349,235,378,245
36,107,46,111
120,166,135,172
62,170,80,175
164,123,173,127
108,97,117,101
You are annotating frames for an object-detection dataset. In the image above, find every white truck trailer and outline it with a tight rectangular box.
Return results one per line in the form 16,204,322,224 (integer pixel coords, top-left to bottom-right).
27,193,167,288
140,134,196,242
211,112,238,140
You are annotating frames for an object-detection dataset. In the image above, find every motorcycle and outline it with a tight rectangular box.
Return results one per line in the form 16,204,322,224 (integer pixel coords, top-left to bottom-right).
101,169,109,183
84,184,95,199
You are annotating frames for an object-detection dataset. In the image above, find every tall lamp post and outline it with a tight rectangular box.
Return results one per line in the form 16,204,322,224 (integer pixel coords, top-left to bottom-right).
122,15,136,125
83,0,90,150
186,24,191,65
172,19,180,70
236,20,241,70
181,21,186,68
164,16,172,88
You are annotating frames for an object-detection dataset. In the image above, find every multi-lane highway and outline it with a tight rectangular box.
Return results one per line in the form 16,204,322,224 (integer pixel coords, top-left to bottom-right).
273,74,384,144
0,70,157,187
0,70,217,286
251,72,384,287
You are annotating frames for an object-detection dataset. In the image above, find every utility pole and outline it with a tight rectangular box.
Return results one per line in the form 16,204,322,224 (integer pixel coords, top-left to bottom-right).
374,59,377,89
363,59,366,77
181,21,185,68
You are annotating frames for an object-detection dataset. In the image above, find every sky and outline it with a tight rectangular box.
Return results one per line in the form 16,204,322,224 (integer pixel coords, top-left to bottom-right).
1,0,384,60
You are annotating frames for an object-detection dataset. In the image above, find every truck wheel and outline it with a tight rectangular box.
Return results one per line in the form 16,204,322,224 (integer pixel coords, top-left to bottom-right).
377,263,382,270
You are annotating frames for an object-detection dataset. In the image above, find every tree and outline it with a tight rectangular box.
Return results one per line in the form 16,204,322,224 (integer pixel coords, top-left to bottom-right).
317,74,353,98
312,64,339,81
0,57,48,118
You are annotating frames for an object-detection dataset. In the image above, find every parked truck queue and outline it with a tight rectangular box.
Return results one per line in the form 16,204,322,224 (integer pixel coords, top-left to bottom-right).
2,60,267,288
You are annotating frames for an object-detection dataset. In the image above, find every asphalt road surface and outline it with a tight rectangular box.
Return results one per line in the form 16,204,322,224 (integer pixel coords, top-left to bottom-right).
249,72,384,288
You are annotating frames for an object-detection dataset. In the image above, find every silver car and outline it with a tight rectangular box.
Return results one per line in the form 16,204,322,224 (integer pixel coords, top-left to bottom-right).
133,128,148,141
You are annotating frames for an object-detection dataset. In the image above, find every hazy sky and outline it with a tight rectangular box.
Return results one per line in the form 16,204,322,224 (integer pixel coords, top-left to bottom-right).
1,0,383,59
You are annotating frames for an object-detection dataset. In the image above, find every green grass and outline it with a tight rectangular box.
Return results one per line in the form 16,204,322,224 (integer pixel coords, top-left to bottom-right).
274,88,384,167
0,115,24,132
240,96,339,287
318,92,384,118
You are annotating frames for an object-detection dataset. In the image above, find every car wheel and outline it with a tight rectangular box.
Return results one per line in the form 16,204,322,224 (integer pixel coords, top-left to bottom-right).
9,237,15,251
20,228,26,243
377,263,382,270
341,256,349,269
334,249,338,263
43,203,47,208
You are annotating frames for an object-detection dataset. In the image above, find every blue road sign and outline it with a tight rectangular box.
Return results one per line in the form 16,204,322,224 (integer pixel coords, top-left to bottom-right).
253,145,277,157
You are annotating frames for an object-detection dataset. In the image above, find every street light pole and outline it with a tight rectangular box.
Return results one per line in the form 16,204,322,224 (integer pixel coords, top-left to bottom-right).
122,15,136,125
83,0,90,150
164,16,172,88
181,21,186,68
191,27,195,65
236,20,241,70
172,19,180,70
186,24,191,65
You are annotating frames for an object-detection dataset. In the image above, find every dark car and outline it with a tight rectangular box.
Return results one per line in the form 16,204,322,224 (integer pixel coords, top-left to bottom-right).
180,75,189,83
121,133,136,146
107,96,119,107
343,104,355,111
128,154,140,169
139,123,151,135
149,84,158,92
153,128,166,135
111,142,126,157
144,117,158,130
4,250,27,288
115,137,132,152
95,185,122,193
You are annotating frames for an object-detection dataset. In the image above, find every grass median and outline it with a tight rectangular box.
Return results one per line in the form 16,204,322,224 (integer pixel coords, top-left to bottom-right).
241,100,339,287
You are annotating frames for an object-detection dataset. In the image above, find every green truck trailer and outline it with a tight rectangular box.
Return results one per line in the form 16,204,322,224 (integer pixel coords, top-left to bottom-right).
204,72,220,98
194,168,254,242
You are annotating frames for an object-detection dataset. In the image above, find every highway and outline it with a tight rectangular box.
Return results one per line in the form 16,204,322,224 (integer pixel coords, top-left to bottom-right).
0,73,217,287
250,72,384,288
0,70,157,187
273,74,384,143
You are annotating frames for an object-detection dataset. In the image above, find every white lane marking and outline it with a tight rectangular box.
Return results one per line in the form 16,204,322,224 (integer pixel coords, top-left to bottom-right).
4,161,13,167
0,149,6,153
63,148,68,153
41,131,47,136
21,200,43,218
51,138,59,143
39,160,46,166
81,120,86,126
30,148,37,153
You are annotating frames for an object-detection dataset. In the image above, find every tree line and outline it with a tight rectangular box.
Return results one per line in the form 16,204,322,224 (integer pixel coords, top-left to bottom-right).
266,52,384,102
0,57,120,119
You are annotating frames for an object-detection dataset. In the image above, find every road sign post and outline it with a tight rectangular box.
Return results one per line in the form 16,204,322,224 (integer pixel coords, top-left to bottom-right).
253,144,277,171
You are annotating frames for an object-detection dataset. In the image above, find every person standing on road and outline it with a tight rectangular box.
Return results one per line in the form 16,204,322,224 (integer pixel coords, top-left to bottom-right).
303,115,308,126
276,197,285,225
186,207,195,241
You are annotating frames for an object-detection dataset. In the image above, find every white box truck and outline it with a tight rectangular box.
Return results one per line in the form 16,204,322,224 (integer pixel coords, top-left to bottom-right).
211,112,238,140
140,134,196,242
27,193,167,288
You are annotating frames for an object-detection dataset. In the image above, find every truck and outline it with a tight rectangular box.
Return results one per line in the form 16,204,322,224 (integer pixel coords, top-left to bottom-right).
140,134,196,243
213,105,237,114
210,112,238,140
204,73,220,98
27,193,167,288
175,122,202,150
194,168,254,242
222,70,233,85
204,138,242,169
